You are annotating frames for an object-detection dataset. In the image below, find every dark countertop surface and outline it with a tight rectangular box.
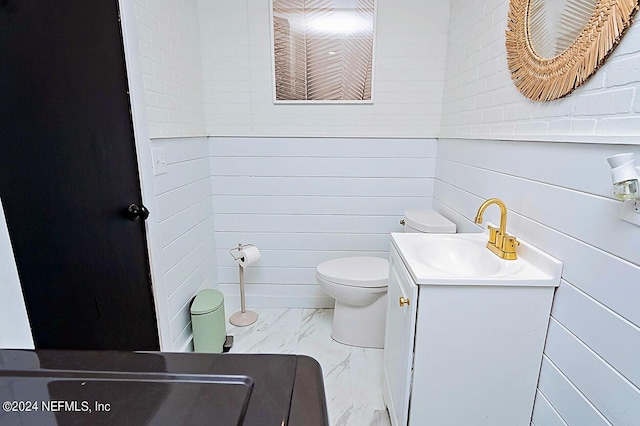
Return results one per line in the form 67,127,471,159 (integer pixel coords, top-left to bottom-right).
0,350,328,426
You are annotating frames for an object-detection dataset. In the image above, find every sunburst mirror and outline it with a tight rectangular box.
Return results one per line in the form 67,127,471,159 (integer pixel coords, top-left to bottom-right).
506,0,639,101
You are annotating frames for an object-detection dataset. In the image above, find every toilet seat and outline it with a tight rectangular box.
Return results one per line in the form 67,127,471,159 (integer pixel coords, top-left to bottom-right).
316,256,388,288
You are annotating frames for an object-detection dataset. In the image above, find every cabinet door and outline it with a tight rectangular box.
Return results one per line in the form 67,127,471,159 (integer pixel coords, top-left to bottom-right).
383,244,419,426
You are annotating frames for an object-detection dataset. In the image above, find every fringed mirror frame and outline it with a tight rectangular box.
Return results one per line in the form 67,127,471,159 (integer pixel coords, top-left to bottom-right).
506,0,639,101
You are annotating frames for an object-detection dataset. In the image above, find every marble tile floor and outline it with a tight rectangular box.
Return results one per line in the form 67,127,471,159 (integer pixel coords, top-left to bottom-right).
224,307,391,426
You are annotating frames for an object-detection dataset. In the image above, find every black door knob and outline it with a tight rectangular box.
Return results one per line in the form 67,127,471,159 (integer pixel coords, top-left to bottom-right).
126,204,150,221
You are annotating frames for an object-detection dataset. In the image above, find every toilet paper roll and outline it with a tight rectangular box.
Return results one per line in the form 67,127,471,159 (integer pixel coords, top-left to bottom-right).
236,245,261,267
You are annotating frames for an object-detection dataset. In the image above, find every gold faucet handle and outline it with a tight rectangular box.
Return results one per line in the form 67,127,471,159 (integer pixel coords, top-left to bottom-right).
487,225,499,244
503,235,520,259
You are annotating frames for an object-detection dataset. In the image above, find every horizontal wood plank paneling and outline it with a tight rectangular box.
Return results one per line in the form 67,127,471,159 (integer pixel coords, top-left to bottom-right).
217,266,316,286
167,256,217,320
211,137,436,306
433,183,640,328
538,356,611,426
152,137,209,163
435,138,640,426
545,319,640,425
165,235,216,296
157,198,213,248
156,178,211,221
212,176,434,197
216,250,389,268
161,215,215,274
169,302,192,346
212,137,437,158
214,214,405,234
531,391,569,426
438,138,640,199
151,137,217,350
436,159,638,265
211,157,436,178
552,281,640,387
154,157,210,195
213,196,428,215
218,283,333,308
215,232,393,252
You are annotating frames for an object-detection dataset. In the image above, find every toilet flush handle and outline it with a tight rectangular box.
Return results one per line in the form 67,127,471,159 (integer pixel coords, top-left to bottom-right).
400,219,405,226
399,297,410,307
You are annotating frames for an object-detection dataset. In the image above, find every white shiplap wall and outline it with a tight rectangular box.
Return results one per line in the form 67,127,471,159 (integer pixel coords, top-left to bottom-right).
151,137,217,351
211,137,436,306
434,138,640,426
197,0,450,137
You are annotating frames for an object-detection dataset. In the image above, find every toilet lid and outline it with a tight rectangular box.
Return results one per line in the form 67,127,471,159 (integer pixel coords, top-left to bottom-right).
317,257,388,288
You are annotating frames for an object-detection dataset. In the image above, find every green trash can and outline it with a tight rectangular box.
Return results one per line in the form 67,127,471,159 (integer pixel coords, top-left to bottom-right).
191,289,226,353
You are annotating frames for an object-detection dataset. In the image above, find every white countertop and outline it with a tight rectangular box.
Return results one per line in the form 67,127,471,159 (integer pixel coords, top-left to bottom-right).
391,226,563,287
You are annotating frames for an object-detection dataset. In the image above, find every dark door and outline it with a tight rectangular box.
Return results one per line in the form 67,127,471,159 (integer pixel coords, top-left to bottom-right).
0,0,160,350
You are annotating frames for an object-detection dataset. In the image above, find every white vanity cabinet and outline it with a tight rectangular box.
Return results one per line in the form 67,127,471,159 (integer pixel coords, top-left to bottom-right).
383,238,560,426
382,241,418,426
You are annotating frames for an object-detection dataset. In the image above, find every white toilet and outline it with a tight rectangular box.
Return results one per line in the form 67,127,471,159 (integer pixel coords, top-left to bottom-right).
316,209,456,348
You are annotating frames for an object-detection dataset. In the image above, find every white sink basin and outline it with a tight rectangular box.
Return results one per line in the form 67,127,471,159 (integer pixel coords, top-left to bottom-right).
406,234,524,278
391,226,562,286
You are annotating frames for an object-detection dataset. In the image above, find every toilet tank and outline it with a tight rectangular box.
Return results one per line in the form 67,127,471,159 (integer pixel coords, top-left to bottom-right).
402,209,456,233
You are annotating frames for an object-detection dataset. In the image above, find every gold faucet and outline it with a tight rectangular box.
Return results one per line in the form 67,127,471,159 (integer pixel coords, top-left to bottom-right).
474,198,520,260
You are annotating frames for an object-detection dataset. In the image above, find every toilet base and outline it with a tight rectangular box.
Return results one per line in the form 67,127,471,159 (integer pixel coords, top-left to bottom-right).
331,294,388,348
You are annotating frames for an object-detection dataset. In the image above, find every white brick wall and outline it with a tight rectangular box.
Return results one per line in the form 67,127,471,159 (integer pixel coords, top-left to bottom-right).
197,0,451,138
134,0,207,138
440,0,640,139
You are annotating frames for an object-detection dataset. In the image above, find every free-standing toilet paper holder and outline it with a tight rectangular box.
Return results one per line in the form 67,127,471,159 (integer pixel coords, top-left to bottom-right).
229,243,259,327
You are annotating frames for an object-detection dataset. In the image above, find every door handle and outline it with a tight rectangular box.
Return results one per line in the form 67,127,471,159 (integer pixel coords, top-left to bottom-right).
399,296,410,307
125,204,150,221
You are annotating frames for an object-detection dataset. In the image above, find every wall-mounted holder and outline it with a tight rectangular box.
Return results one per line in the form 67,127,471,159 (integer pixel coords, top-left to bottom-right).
607,153,640,226
228,243,260,327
